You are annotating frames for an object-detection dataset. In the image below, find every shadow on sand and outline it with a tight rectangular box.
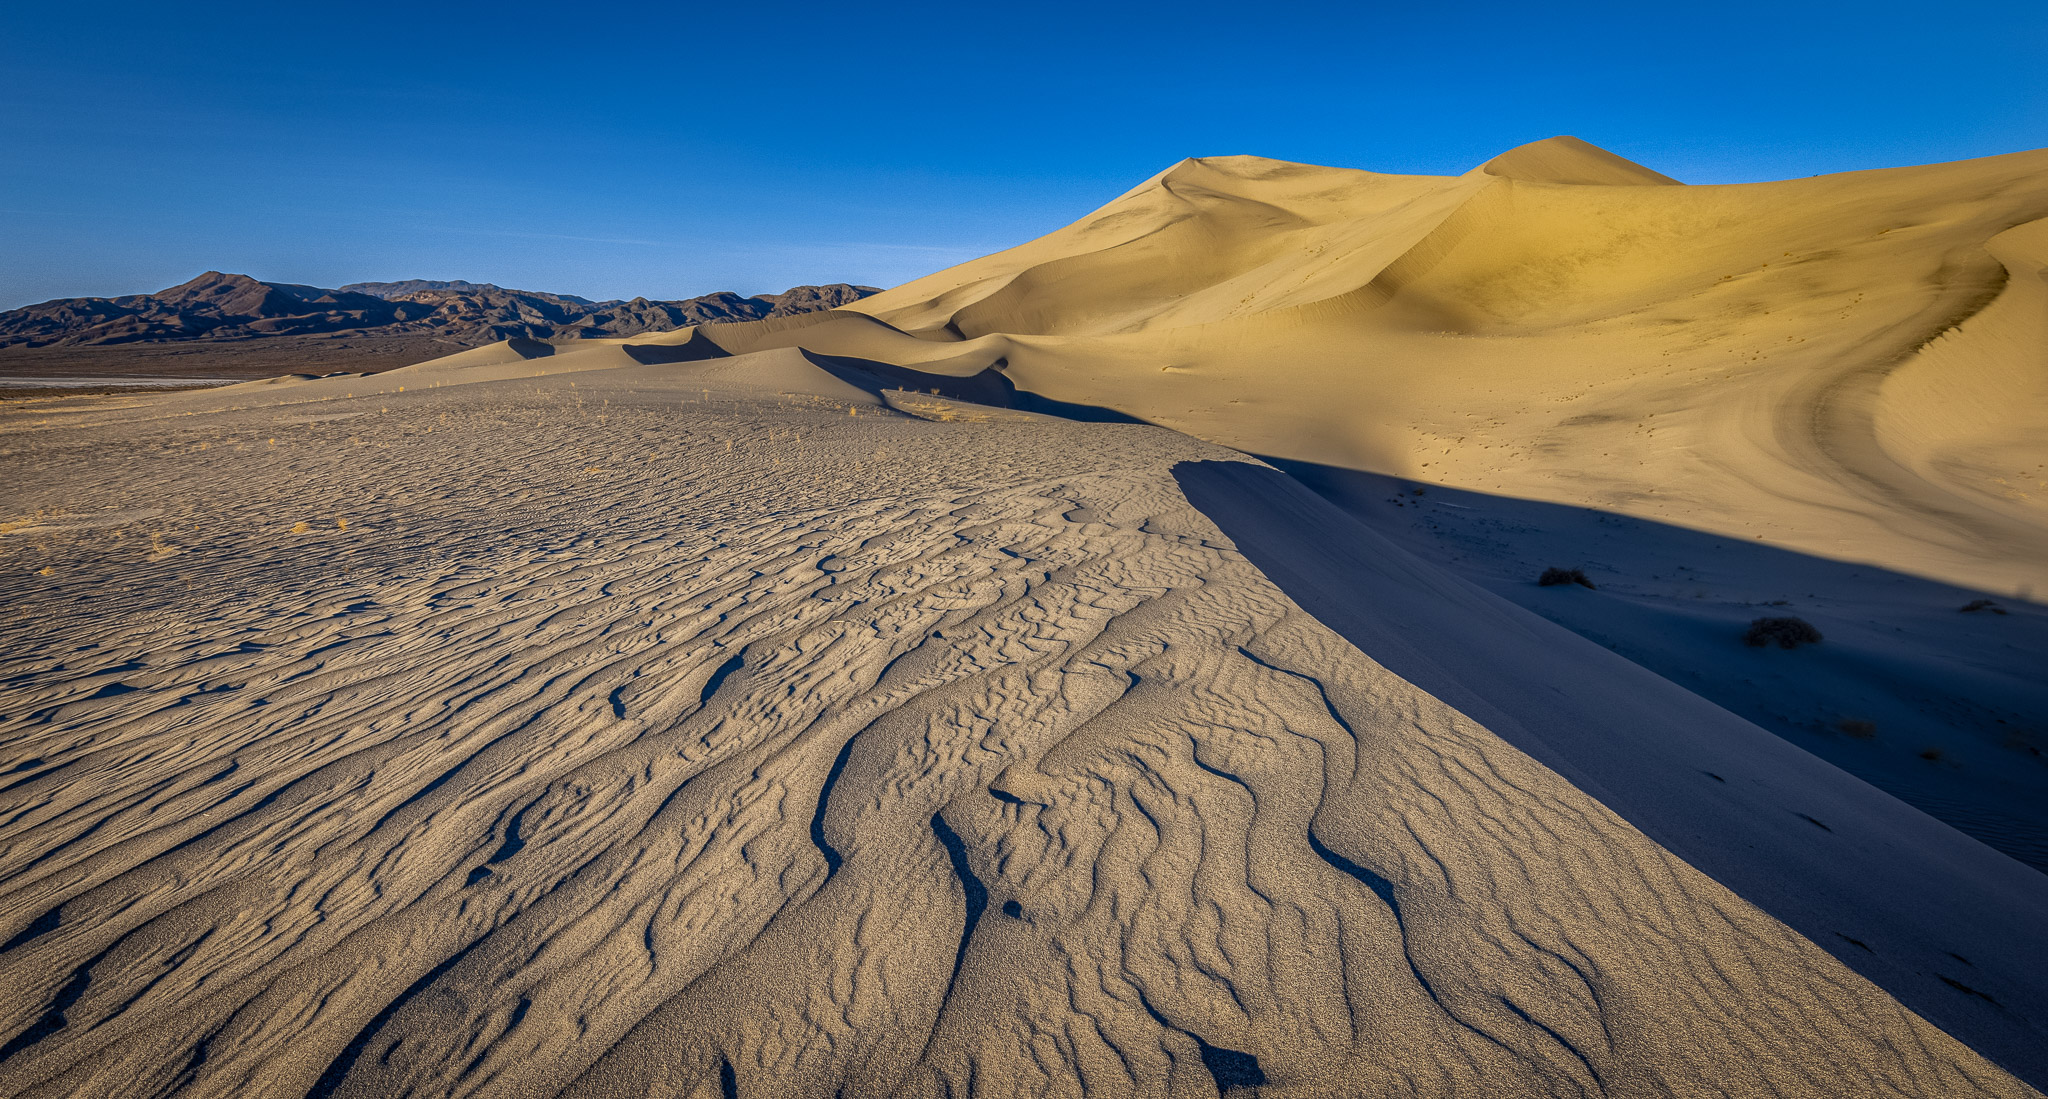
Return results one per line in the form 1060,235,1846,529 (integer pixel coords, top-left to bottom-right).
1173,458,2048,1090
799,349,1148,424
1262,456,2048,874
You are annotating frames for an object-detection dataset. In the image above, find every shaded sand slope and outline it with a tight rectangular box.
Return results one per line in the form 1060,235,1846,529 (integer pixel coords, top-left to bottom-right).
1175,461,2048,1085
680,139,2048,597
0,353,2039,1096
1283,463,2048,872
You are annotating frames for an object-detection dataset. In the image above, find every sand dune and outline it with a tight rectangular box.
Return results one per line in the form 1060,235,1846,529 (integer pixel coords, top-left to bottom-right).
665,138,2048,878
4,138,2046,1097
1475,135,1682,186
682,137,2048,598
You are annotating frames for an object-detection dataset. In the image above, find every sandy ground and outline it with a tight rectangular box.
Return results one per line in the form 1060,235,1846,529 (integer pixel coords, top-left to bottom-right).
0,343,2040,1097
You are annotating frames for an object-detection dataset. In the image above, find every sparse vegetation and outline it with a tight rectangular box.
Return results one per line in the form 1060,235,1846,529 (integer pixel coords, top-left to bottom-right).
1918,747,1944,762
1744,616,1822,648
1540,566,1596,589
1959,599,2007,615
1837,718,1876,737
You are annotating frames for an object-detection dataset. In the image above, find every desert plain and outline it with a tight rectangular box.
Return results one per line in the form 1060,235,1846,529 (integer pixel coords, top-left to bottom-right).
0,137,2044,1098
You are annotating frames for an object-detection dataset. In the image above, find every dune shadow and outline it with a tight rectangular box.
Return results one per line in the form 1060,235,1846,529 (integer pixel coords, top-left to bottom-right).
1254,456,2048,873
797,350,1148,424
1172,457,2048,1089
620,331,728,365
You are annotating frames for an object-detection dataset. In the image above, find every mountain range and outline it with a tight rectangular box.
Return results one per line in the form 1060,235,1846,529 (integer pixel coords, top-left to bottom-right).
0,272,878,348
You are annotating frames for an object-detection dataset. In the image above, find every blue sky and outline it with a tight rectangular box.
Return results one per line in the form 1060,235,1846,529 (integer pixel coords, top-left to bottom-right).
3,1,2043,308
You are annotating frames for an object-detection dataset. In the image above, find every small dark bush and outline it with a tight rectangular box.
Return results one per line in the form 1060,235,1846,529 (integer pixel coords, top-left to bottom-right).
1918,747,1944,762
1745,616,1822,649
1837,718,1876,737
1959,599,2006,615
1539,567,1595,589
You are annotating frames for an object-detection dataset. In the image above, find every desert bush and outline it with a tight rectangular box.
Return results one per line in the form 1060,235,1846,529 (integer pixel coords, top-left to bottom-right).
1539,567,1595,589
1744,616,1822,649
1959,599,2006,615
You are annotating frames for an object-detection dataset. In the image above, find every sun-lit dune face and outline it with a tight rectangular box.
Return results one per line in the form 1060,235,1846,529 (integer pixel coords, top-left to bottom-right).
858,156,1473,340
707,139,2048,595
1872,215,2048,529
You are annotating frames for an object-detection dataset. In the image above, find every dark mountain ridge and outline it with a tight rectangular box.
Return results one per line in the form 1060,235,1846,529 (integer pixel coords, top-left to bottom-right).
0,272,879,348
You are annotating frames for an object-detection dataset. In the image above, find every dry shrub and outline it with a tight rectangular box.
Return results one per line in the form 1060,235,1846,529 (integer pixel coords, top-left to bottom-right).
1959,599,2006,615
1745,616,1822,649
1539,567,1596,589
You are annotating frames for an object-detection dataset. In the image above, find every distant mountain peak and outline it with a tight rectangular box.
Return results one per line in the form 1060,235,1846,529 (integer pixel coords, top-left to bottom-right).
338,279,606,306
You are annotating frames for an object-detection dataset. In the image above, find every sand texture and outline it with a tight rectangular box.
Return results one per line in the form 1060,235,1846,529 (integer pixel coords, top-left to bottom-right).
0,343,2041,1097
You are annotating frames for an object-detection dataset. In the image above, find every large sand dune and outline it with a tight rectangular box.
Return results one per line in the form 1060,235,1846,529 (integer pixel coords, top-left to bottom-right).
3,139,2046,1097
684,137,2048,598
673,137,2048,878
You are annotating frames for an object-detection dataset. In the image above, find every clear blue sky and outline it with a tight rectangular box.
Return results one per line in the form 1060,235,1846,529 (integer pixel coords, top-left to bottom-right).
3,1,2043,308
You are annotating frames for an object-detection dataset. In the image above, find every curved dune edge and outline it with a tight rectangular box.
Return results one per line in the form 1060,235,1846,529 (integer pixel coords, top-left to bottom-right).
0,353,2040,1096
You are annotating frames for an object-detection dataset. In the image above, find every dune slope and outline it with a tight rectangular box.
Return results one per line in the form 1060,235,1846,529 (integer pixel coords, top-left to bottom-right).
0,351,2039,1096
685,138,2048,598
663,139,2048,885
